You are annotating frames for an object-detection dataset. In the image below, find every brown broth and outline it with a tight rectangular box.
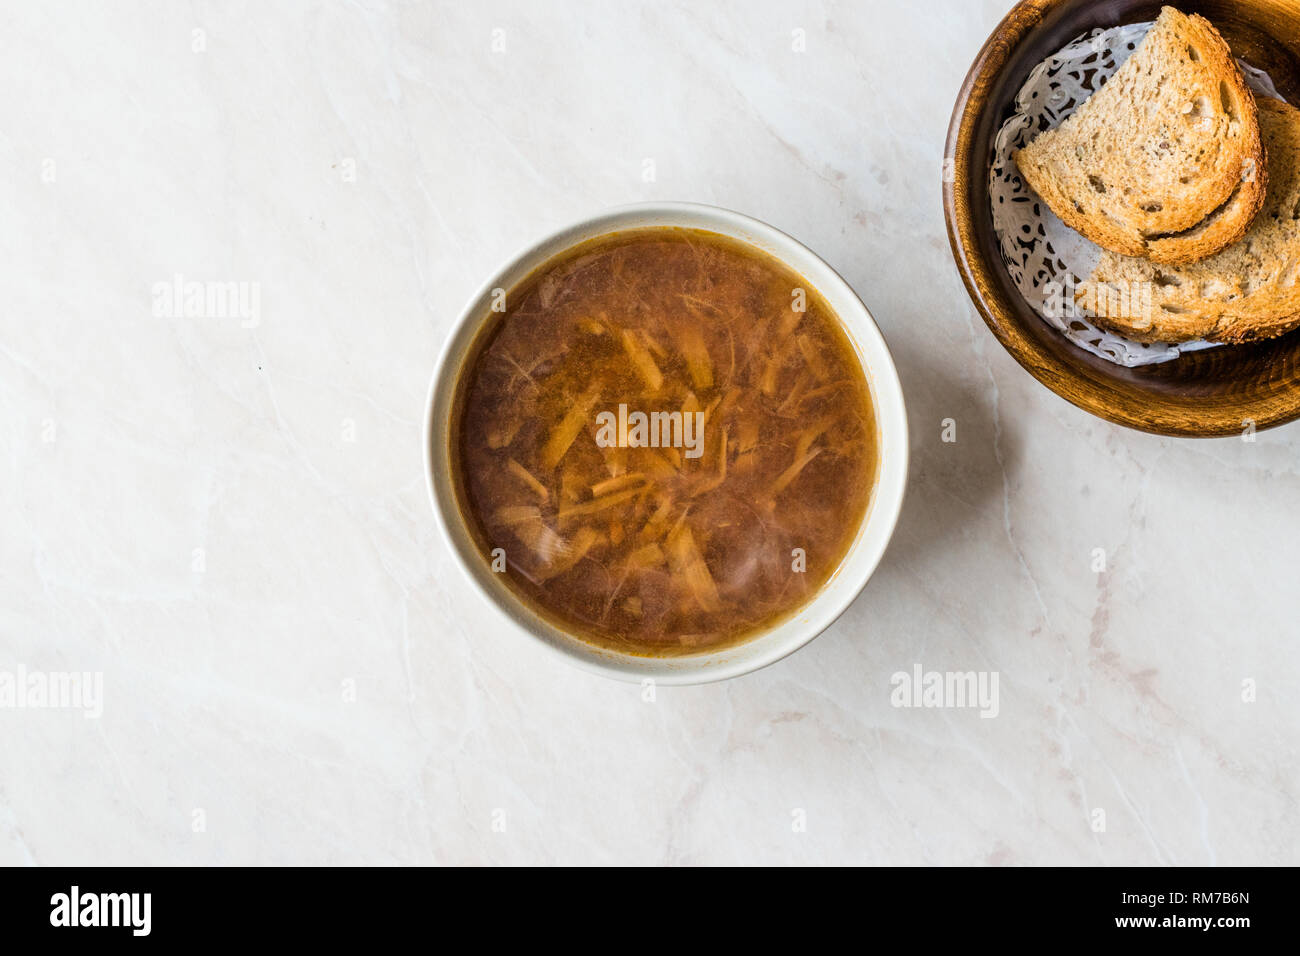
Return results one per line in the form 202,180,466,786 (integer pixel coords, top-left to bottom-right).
451,228,878,656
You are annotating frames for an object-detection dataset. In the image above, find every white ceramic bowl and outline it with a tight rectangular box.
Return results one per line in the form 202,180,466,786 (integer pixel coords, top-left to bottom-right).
424,202,908,684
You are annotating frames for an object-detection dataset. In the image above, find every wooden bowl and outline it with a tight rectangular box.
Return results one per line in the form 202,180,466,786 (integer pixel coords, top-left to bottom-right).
944,0,1300,437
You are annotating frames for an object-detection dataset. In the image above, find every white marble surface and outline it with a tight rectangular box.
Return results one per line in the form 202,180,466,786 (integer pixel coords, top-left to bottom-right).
2,0,1296,866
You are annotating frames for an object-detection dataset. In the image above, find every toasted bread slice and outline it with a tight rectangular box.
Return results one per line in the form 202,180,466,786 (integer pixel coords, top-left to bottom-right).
1085,96,1300,344
1014,6,1266,265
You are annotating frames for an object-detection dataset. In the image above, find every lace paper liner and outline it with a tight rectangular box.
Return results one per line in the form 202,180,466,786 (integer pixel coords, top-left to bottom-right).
991,22,1282,367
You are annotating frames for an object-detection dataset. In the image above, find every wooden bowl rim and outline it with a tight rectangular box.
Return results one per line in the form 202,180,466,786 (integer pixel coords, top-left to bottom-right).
942,0,1300,438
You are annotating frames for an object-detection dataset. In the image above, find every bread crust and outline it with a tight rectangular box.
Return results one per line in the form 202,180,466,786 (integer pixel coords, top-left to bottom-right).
1013,7,1266,266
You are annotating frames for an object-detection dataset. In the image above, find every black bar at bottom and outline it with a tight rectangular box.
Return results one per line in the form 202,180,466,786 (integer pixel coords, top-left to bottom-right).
0,865,1284,942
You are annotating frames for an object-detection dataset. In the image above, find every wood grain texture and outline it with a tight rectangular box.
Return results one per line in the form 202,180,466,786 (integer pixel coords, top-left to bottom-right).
944,0,1300,437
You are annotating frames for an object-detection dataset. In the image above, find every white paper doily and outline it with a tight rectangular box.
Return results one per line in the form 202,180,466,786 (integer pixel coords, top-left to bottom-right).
991,22,1283,367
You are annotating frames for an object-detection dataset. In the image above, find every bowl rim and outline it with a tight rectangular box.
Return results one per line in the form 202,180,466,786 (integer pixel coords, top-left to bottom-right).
943,0,1300,438
422,201,909,685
